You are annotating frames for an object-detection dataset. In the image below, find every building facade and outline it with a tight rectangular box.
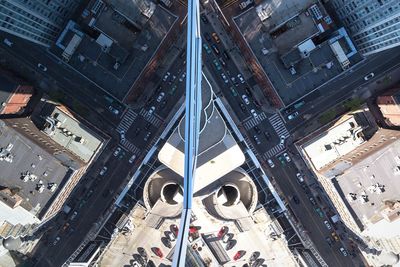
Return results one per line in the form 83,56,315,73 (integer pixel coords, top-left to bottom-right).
331,0,400,55
0,0,80,46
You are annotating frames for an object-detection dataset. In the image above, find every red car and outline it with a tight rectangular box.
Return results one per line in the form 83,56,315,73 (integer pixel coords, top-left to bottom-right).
233,250,246,261
217,226,228,239
171,224,179,238
152,247,163,258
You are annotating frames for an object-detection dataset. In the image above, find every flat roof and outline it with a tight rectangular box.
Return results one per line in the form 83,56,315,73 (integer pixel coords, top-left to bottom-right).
0,121,72,219
303,114,367,170
35,101,103,163
335,139,400,228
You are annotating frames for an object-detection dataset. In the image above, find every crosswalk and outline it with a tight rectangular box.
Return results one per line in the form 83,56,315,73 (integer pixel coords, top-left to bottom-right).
116,109,137,133
262,144,285,160
268,113,290,138
120,139,141,155
139,108,163,128
243,135,259,157
243,112,267,130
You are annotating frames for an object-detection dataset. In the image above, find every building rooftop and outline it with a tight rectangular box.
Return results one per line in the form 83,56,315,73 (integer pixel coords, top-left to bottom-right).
32,99,103,163
303,113,369,171
335,139,400,230
0,120,73,219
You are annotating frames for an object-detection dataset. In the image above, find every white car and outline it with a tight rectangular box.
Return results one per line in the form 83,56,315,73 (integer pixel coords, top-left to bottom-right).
283,152,291,162
339,247,348,257
148,106,155,115
129,154,136,164
242,94,250,105
324,220,332,230
250,109,258,118
37,63,47,72
163,72,171,81
296,173,304,183
237,73,245,83
288,111,299,120
179,72,186,82
113,147,121,157
108,106,119,115
99,166,107,176
3,38,13,47
119,130,125,142
70,211,78,221
279,135,286,145
364,72,374,80
53,236,61,246
267,159,275,168
221,73,229,83
156,92,165,103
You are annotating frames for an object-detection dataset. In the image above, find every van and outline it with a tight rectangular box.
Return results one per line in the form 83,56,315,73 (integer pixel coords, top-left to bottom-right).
3,38,13,47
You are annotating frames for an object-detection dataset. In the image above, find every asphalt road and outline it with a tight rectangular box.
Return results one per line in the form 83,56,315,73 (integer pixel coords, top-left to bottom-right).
200,9,362,266
285,45,400,134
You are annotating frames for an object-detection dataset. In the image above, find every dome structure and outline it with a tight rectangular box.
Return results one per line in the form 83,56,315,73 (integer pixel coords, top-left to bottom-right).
2,237,22,251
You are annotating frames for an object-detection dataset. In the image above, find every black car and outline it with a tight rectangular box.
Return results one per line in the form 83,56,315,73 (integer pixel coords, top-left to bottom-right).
203,32,211,41
211,43,220,54
263,131,270,140
252,258,265,267
245,87,252,97
240,103,246,111
201,14,209,24
292,195,300,204
249,251,260,262
223,50,230,60
254,126,261,135
225,239,236,250
137,247,148,261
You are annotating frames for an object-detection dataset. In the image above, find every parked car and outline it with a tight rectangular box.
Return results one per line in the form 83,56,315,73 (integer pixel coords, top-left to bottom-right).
364,72,374,80
217,226,229,239
203,32,211,41
213,59,222,71
324,220,332,230
233,250,246,261
223,50,230,60
283,152,291,162
309,197,316,205
203,43,212,54
167,231,176,241
296,173,304,183
153,247,163,258
212,32,220,43
267,159,275,168
225,239,235,250
219,57,226,66
170,224,179,238
249,251,260,262
292,195,300,204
